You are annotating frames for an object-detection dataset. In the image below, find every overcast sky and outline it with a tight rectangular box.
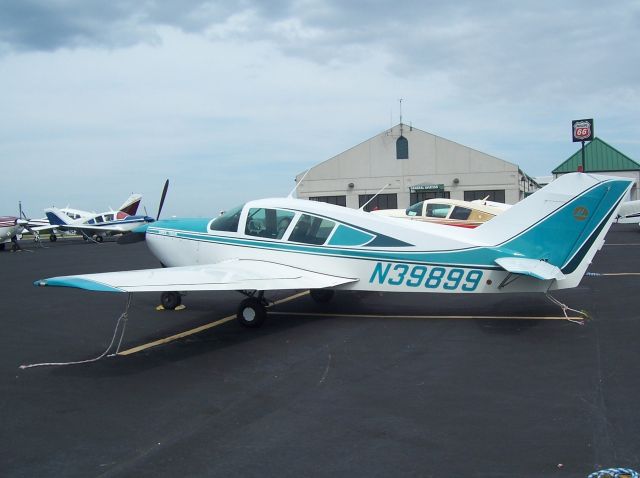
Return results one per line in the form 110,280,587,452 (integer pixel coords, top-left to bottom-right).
1,0,639,217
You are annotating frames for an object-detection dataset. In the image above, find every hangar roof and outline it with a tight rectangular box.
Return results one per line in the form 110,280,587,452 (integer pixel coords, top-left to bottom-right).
553,137,640,173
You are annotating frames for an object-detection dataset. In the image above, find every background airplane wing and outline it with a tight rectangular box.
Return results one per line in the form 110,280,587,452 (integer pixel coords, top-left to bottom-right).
54,223,131,233
35,259,359,293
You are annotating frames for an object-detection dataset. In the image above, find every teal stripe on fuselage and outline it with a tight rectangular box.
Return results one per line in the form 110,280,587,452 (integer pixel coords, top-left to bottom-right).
147,228,510,269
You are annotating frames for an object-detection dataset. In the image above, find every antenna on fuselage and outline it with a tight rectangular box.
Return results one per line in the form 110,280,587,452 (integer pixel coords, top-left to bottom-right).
359,183,391,211
288,169,310,199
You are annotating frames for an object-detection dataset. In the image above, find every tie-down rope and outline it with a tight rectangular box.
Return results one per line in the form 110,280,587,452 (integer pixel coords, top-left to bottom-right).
19,293,132,369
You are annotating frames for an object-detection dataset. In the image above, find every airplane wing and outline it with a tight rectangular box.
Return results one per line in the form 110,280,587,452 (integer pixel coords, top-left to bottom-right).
34,259,359,293
53,223,131,234
495,257,565,281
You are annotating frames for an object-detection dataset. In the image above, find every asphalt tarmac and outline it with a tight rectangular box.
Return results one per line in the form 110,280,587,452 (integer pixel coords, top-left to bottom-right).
1,226,639,477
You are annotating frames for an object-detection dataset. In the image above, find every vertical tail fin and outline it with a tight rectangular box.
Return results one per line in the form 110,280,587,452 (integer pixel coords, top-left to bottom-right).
474,173,632,288
118,194,142,215
45,208,74,226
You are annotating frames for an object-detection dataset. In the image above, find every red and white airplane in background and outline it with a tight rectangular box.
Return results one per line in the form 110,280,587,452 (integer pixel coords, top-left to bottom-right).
33,194,144,242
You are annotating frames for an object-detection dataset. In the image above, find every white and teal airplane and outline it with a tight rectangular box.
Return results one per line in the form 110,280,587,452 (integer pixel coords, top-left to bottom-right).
35,173,632,327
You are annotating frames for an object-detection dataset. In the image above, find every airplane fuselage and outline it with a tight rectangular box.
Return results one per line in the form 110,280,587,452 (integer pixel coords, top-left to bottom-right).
144,198,552,295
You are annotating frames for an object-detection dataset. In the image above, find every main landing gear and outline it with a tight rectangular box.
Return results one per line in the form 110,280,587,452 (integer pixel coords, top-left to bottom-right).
157,288,337,328
160,291,182,310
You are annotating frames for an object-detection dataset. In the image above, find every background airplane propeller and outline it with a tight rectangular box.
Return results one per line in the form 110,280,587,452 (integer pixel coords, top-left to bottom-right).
118,179,169,245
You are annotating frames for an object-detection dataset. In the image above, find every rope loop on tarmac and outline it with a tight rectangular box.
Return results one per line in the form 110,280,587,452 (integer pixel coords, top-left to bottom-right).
588,468,639,478
545,292,588,325
19,293,132,369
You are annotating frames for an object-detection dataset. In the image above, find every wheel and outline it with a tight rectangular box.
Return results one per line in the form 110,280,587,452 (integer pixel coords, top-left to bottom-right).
49,234,57,242
95,235,104,243
0,243,5,251
160,291,182,310
11,242,19,252
237,298,266,328
310,289,335,303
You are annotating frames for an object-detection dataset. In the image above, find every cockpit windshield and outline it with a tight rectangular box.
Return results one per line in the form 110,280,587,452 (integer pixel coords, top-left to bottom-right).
209,204,245,232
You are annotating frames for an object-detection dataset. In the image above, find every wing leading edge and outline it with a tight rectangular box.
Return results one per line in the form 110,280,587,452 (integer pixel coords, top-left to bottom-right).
34,259,358,293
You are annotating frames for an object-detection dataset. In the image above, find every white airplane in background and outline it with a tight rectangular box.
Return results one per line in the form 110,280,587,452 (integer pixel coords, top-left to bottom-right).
34,194,146,242
372,197,511,228
616,199,640,227
0,215,32,251
35,173,631,328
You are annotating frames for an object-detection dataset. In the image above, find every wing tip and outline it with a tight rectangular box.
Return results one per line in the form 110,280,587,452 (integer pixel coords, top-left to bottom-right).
34,277,124,293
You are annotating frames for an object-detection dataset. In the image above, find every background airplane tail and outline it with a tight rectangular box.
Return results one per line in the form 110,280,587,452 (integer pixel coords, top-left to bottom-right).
118,194,142,215
45,208,74,226
474,173,632,288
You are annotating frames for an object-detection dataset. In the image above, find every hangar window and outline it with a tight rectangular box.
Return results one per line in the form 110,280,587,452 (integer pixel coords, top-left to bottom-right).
309,196,347,207
396,135,409,159
209,204,244,232
358,193,397,212
289,214,335,245
410,191,450,203
464,190,506,203
245,208,295,239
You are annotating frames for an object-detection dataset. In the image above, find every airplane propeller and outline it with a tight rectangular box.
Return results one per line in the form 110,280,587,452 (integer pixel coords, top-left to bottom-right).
157,179,169,220
118,179,169,245
16,201,42,245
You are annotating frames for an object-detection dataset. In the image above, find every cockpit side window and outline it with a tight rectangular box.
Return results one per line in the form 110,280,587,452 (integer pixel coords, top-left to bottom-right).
406,201,424,217
209,204,244,232
449,206,472,220
245,208,295,239
289,214,335,245
425,203,451,218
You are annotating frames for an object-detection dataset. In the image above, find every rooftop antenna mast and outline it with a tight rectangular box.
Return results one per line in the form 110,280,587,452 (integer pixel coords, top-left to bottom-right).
399,98,404,136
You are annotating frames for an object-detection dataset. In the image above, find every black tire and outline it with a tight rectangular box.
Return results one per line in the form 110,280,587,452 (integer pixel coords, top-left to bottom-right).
0,243,5,251
49,234,57,242
95,235,104,243
237,298,266,328
11,242,19,252
160,291,182,310
310,289,335,303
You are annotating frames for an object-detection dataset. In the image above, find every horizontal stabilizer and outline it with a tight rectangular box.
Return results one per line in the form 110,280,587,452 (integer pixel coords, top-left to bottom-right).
495,257,565,281
34,259,359,293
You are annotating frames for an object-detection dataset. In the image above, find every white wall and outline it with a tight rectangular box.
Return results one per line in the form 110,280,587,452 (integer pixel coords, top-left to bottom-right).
297,124,533,207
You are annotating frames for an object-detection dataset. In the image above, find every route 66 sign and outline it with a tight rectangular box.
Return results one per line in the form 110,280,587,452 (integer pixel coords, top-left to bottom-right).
572,119,594,142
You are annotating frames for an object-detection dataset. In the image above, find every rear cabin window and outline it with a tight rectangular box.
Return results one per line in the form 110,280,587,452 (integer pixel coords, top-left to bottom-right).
245,208,295,240
425,204,451,218
406,202,424,217
289,214,335,245
467,209,495,222
449,206,472,220
209,204,244,232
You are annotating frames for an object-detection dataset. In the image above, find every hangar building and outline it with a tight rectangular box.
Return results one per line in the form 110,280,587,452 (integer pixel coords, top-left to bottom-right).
295,124,539,210
552,137,640,200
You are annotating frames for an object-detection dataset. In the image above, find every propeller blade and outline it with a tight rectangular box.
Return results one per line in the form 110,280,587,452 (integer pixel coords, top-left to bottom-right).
157,179,169,220
117,232,147,245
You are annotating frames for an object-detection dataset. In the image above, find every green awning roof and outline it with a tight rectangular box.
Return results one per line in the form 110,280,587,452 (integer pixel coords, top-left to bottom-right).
553,137,640,174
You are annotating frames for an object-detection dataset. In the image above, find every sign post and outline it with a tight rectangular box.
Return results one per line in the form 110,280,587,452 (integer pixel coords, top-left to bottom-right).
572,119,594,172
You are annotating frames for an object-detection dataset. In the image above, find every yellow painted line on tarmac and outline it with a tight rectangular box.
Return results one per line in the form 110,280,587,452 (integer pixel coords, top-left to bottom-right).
269,311,573,321
597,272,640,276
117,291,310,356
